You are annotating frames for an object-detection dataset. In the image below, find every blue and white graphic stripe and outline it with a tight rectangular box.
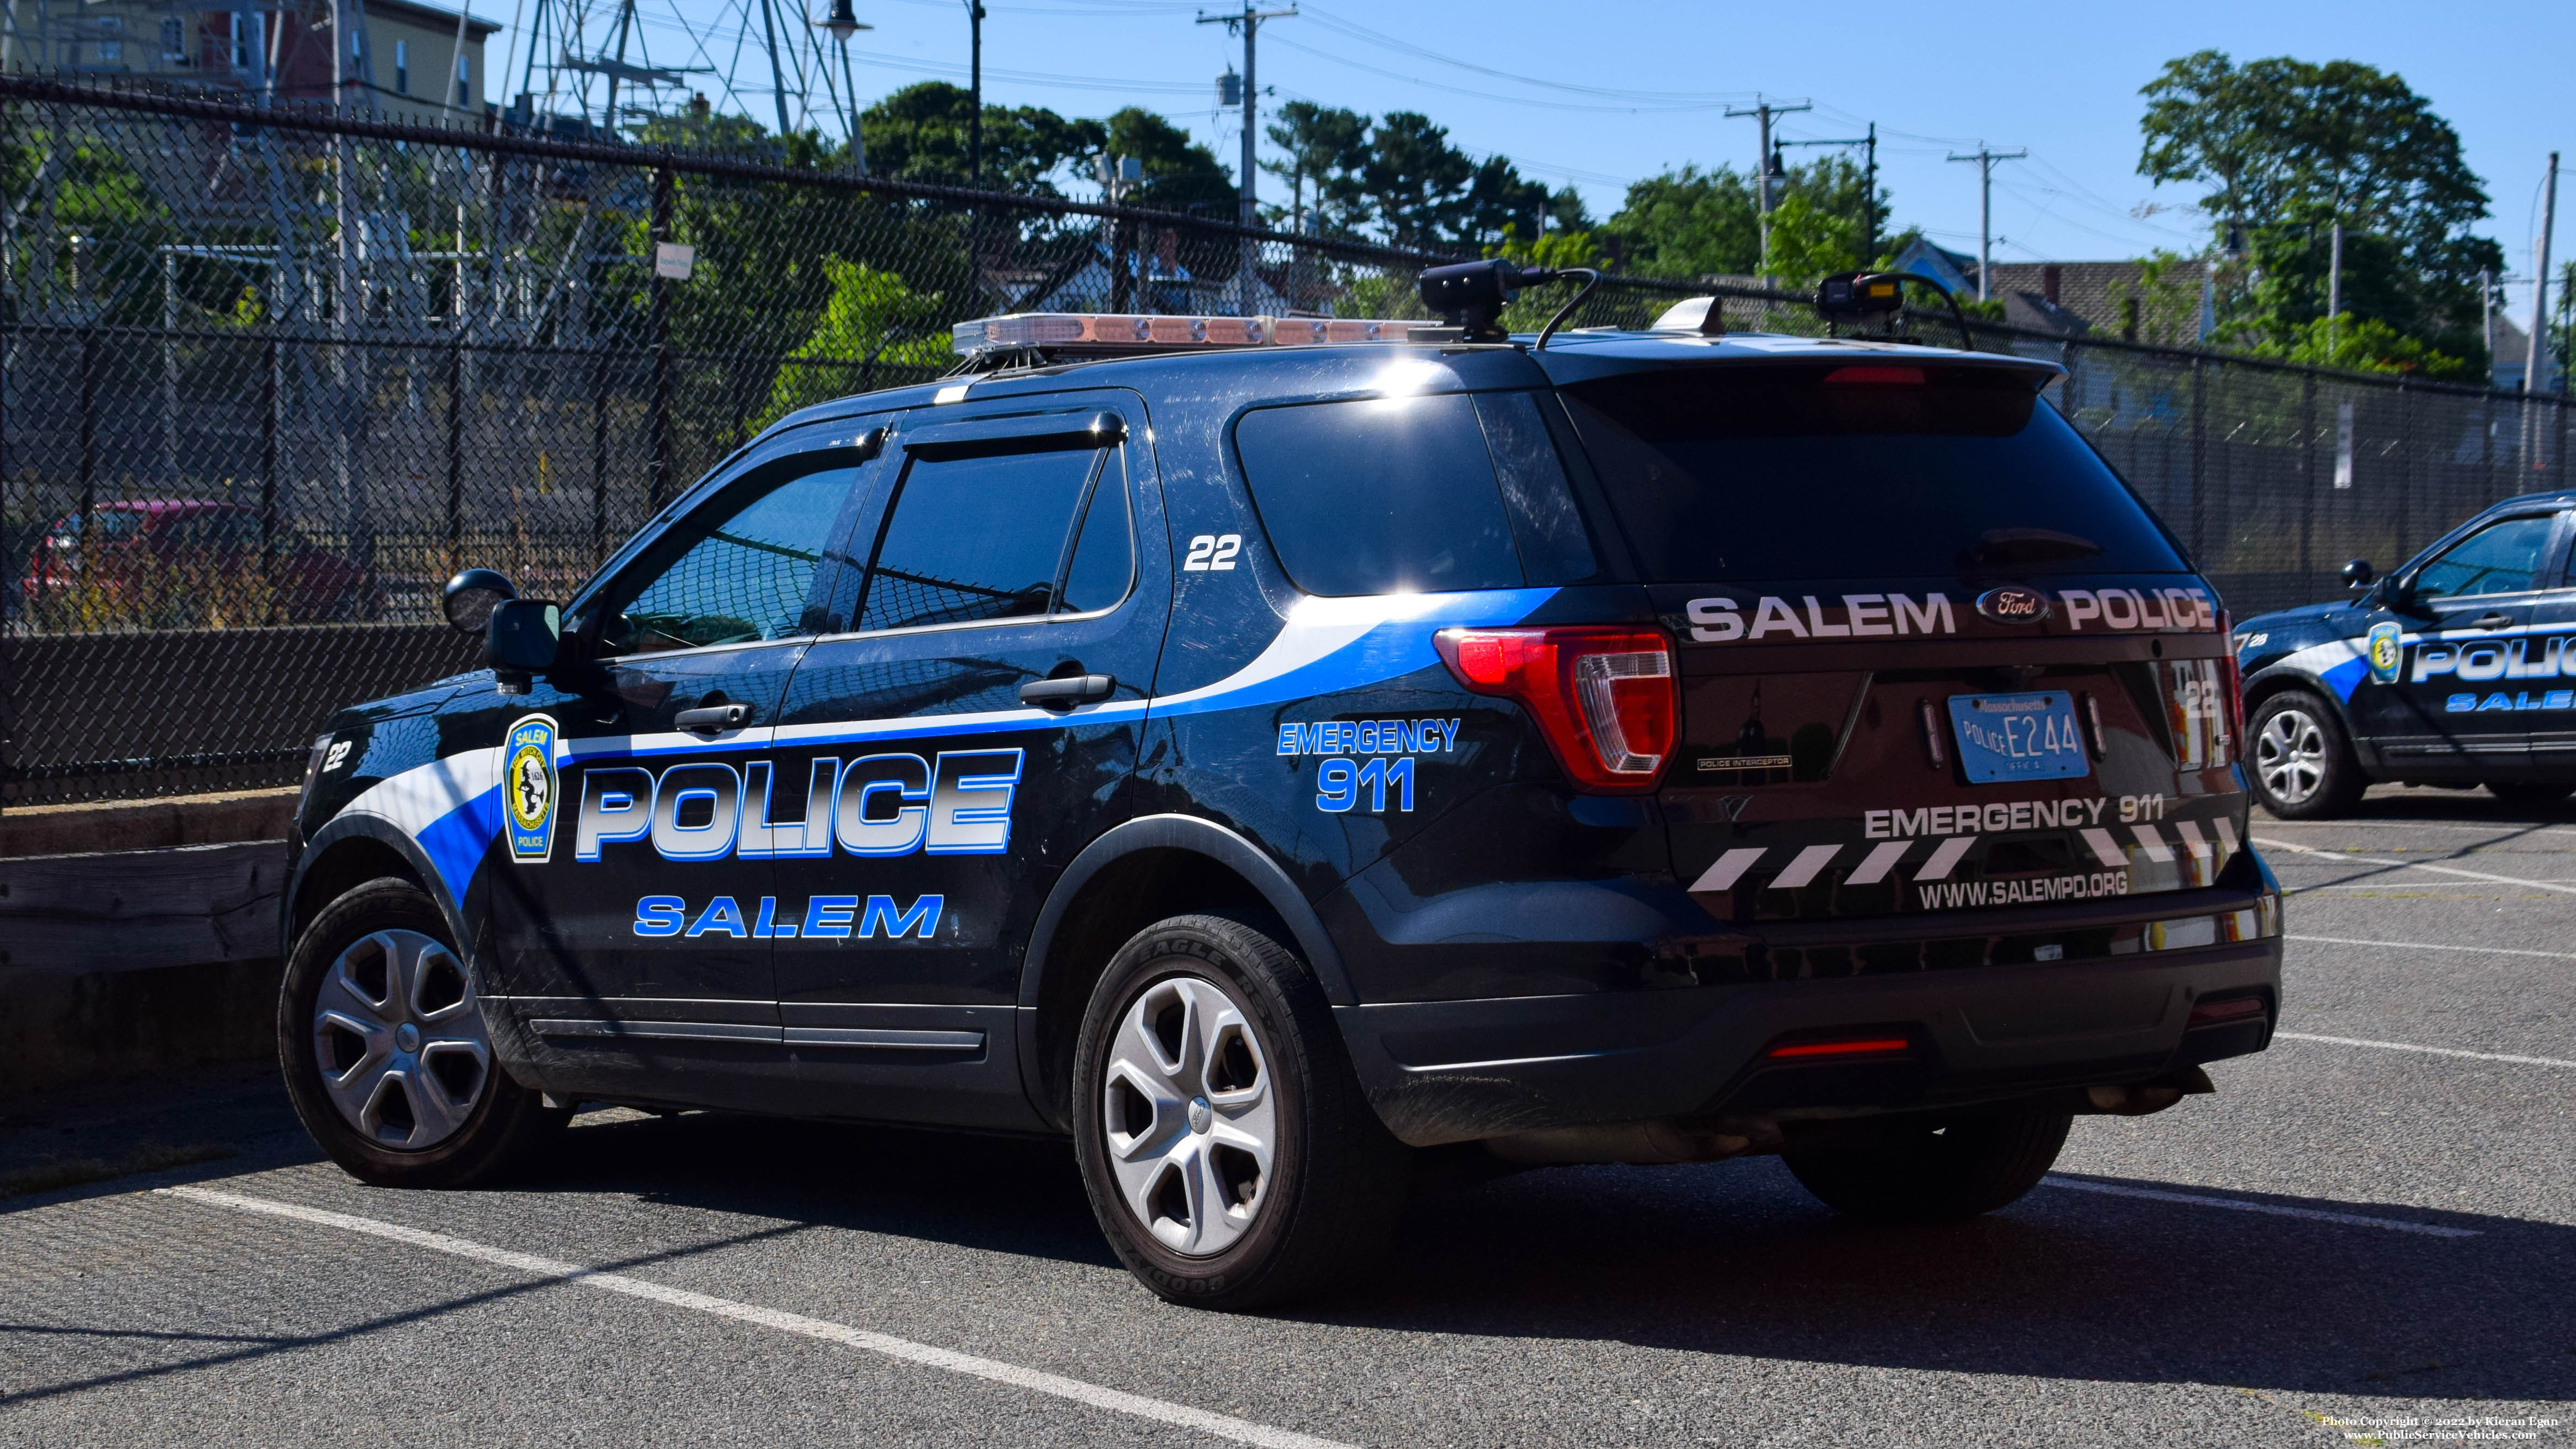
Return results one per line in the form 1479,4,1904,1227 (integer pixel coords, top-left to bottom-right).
327,587,1556,907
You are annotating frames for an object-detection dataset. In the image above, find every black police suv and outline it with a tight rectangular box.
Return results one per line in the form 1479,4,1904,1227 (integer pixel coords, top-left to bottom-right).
279,283,2283,1308
2235,492,2576,819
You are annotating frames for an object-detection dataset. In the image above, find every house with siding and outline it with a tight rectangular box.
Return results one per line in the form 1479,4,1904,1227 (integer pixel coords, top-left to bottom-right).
3,0,498,126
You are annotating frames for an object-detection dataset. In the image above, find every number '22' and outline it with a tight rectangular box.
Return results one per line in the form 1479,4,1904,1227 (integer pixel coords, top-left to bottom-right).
1318,757,1415,813
1183,533,1240,570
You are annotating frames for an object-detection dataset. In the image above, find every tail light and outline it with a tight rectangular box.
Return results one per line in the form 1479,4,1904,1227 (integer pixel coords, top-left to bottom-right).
2216,611,2245,764
1434,626,1677,793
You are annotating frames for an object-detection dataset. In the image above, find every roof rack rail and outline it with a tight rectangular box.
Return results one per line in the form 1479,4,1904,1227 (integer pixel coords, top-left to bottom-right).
950,312,1438,364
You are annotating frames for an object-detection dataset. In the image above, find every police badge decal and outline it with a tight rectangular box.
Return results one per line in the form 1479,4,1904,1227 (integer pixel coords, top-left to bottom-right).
2366,621,2404,685
504,714,560,863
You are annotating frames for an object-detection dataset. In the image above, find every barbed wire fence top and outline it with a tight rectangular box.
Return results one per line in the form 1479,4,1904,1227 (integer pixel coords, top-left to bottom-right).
1,77,2566,806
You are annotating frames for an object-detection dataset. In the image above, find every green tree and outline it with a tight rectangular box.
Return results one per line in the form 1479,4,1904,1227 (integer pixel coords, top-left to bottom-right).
2253,312,2468,377
1097,107,1235,215
1603,155,1884,282
857,81,1105,195
1757,193,1859,289
2137,51,2502,365
1361,111,1476,252
757,259,950,427
1262,101,1370,235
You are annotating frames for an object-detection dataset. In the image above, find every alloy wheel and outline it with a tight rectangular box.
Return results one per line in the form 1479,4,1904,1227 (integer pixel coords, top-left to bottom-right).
1098,974,1277,1257
2257,706,2329,806
310,929,492,1151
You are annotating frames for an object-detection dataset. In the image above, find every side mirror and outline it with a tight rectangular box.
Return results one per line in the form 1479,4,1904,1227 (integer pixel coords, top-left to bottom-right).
442,568,517,635
2342,558,2375,590
486,598,560,695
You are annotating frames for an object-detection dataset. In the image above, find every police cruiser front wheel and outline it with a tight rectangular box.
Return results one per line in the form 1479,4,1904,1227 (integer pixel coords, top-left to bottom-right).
279,878,568,1188
2249,690,2366,819
1071,915,1412,1310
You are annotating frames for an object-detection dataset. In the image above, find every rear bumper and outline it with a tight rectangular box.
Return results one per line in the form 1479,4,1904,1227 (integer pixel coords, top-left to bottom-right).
1336,932,2281,1147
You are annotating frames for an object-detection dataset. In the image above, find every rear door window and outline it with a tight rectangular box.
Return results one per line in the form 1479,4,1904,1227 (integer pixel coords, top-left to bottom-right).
856,440,1126,631
1559,364,2188,580
1233,390,1597,597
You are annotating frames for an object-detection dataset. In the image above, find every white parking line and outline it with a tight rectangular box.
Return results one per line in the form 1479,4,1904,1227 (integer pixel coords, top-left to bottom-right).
2273,1031,2576,1071
2039,1177,2480,1237
156,1186,1355,1449
2260,820,2576,836
2286,932,2576,961
2253,836,2576,895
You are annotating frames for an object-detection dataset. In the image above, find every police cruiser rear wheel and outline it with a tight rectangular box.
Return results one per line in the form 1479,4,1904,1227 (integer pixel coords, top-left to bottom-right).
279,878,568,1188
1071,914,1411,1310
2249,691,2366,819
1782,1099,2073,1224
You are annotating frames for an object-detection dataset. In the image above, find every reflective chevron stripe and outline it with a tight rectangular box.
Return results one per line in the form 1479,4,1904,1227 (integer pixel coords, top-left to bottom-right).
2080,828,2127,867
1915,836,1976,880
1679,814,2243,897
1689,848,1769,892
1771,843,1843,889
1845,840,1911,885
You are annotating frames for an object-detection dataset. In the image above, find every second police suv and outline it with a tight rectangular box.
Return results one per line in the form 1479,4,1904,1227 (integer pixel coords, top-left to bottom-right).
279,262,2285,1309
2232,493,2576,818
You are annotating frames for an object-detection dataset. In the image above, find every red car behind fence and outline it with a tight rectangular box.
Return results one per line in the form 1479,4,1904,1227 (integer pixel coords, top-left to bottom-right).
20,501,383,629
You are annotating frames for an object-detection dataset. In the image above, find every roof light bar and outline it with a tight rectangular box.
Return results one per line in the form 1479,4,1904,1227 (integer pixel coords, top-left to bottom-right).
950,312,1427,359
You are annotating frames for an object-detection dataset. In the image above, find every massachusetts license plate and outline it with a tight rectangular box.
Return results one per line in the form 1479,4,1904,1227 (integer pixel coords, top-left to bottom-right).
1947,691,2092,783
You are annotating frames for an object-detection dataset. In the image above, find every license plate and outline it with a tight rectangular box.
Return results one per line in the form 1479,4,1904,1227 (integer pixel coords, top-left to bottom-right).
1947,691,2091,783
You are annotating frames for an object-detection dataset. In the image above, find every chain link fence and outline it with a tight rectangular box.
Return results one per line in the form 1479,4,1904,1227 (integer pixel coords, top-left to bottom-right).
2,77,2568,807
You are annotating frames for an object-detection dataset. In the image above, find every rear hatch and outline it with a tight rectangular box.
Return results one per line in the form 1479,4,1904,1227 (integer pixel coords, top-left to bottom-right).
1556,358,2248,927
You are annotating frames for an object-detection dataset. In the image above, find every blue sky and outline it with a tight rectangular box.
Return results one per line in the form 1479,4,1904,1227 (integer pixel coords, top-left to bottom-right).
502,0,2572,318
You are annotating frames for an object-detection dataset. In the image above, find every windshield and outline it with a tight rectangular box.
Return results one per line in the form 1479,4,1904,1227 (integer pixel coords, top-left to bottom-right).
1559,364,2188,580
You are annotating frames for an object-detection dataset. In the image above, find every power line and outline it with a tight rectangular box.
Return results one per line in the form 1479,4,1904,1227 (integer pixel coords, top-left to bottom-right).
1262,33,1743,114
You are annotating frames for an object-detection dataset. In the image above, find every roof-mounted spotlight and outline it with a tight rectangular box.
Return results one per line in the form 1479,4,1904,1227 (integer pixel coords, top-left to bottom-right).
1816,270,1972,344
1416,258,1601,349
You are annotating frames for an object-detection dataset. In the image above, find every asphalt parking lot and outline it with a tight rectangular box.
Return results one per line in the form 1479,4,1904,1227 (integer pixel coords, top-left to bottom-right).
4,785,2572,1448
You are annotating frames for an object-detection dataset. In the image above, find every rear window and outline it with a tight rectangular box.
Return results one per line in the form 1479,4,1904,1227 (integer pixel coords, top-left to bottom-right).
1560,364,2187,580
1233,391,1597,597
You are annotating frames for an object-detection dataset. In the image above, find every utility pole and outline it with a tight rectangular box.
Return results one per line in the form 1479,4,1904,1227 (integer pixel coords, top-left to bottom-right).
2482,266,2495,385
1778,122,1876,267
1726,97,1809,271
1198,3,1294,315
965,0,987,188
1947,145,2025,301
2327,217,2344,330
2527,151,2559,396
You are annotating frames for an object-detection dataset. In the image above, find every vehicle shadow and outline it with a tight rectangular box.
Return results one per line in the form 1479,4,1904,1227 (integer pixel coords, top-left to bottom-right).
2270,784,2576,825
514,1110,2574,1406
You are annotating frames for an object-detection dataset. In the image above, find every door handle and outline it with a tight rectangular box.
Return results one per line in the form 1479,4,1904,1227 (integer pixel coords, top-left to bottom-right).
1018,674,1115,711
675,702,752,733
2469,613,2515,630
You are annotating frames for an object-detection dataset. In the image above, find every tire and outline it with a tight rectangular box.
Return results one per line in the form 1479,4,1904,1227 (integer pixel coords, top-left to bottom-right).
2248,690,2367,819
279,877,567,1188
1070,913,1412,1310
1782,1099,2073,1224
2485,781,2574,811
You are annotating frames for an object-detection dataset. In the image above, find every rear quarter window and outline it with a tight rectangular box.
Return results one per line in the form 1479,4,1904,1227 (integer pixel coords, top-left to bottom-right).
1232,391,1596,597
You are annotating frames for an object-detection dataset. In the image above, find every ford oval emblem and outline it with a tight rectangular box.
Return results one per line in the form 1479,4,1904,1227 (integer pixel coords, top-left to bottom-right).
1976,586,2052,625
